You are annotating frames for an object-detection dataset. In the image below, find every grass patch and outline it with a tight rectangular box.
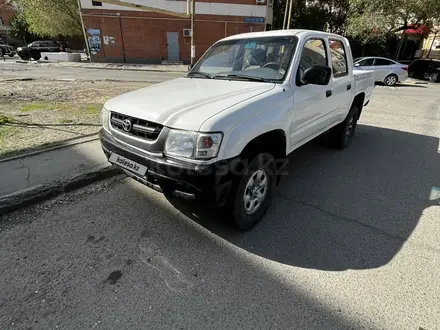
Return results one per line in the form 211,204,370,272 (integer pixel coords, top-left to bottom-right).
58,119,75,124
0,114,14,125
20,103,63,112
85,104,102,114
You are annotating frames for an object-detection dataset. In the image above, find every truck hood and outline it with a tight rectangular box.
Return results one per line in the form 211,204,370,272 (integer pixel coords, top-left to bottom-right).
104,77,275,131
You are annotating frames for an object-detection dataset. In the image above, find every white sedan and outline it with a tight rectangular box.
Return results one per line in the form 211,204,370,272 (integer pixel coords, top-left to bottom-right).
353,57,408,86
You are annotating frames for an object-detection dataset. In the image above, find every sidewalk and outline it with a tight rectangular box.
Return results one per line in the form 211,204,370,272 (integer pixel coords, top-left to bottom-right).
0,140,121,213
19,60,188,73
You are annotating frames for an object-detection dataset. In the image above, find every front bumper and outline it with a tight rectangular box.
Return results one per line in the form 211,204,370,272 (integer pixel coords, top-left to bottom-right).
100,129,237,207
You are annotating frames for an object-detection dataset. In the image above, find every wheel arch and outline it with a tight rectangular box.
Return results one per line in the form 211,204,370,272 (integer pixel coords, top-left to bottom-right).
352,92,365,120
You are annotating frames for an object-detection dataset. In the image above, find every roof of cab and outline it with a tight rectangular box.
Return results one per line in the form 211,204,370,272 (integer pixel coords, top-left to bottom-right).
220,29,346,42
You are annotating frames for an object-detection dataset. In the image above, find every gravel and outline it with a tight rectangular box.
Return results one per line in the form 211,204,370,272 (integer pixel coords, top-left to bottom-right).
0,80,149,158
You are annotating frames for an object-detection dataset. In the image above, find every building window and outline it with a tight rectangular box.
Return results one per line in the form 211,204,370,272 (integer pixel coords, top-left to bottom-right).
92,1,102,6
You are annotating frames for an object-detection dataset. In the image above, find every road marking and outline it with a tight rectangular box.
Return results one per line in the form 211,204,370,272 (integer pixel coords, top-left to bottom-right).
139,242,193,292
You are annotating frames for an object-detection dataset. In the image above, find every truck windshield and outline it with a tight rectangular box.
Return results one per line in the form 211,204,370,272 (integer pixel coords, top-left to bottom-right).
188,36,298,83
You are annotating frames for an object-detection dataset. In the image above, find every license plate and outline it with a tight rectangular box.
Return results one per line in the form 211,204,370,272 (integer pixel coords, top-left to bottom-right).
109,153,147,176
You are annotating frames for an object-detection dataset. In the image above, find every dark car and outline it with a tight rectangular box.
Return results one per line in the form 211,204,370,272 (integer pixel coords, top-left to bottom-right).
0,39,16,57
58,41,72,52
408,59,440,82
17,40,64,60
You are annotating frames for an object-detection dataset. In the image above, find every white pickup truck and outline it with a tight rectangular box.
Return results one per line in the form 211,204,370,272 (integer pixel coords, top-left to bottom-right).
100,29,374,230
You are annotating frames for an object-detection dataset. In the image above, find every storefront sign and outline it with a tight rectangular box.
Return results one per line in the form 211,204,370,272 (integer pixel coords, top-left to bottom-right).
243,17,265,23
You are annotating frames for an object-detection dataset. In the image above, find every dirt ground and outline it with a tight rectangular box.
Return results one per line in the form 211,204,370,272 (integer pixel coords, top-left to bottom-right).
0,80,149,159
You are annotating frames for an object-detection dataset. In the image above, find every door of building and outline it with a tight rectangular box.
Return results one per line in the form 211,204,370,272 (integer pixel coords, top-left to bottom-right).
167,32,179,61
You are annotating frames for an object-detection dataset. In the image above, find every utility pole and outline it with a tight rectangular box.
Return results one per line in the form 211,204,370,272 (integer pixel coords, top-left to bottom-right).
191,0,196,65
77,0,91,60
282,0,289,29
286,0,293,29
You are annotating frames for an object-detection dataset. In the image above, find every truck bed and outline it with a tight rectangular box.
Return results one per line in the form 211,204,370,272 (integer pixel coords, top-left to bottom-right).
354,69,375,105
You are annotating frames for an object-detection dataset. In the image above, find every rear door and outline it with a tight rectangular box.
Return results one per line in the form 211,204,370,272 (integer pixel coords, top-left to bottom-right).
372,58,394,81
327,38,352,125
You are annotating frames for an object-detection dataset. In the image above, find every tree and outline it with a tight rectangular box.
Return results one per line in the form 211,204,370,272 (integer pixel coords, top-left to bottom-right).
346,0,440,42
15,0,82,37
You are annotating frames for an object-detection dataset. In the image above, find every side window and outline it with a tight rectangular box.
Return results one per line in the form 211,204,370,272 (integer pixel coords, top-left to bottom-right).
31,42,40,47
374,59,393,66
297,38,328,83
357,58,374,66
328,39,348,77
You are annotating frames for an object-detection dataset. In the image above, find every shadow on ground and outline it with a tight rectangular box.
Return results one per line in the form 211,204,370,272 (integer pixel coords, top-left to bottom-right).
167,124,440,271
1,125,439,329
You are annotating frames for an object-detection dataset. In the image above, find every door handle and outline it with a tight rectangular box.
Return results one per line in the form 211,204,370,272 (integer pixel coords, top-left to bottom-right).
326,90,332,97
347,84,352,90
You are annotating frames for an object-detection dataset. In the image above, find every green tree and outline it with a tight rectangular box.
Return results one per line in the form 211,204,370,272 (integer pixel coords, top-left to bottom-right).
16,0,82,37
346,0,440,42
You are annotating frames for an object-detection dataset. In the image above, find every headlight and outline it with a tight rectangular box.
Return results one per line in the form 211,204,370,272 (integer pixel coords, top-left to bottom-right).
17,47,22,52
165,129,222,160
100,107,110,132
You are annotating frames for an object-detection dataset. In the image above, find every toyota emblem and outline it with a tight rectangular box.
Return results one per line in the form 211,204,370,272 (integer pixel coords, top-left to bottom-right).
122,119,132,132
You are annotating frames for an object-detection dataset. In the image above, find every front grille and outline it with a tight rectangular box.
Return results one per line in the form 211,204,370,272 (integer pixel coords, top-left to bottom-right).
110,112,163,141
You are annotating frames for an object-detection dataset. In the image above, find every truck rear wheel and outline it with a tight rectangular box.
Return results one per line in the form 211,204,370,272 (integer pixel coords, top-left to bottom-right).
329,105,359,149
230,153,277,230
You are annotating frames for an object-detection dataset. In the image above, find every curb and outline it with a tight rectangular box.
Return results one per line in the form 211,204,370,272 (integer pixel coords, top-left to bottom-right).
0,77,34,82
0,135,99,163
14,60,187,73
50,65,187,74
0,164,121,214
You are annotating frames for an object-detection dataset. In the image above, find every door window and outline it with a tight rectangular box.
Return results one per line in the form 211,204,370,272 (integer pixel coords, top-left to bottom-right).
374,58,394,66
297,38,328,83
356,58,374,66
328,39,348,77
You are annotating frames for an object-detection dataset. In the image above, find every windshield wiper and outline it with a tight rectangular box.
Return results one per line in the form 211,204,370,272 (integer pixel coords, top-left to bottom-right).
186,71,214,79
213,73,271,82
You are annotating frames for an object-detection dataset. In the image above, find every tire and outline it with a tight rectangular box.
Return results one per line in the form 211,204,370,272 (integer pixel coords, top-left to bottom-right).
429,73,438,82
329,105,359,149
384,74,398,86
229,153,277,230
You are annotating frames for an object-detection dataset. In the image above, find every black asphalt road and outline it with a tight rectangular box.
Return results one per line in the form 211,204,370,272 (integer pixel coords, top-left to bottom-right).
1,83,440,330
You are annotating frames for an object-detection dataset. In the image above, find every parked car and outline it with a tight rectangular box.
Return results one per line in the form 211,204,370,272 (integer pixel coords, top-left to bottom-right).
0,39,16,57
99,29,375,230
17,40,63,60
353,56,408,86
408,59,440,83
58,41,72,52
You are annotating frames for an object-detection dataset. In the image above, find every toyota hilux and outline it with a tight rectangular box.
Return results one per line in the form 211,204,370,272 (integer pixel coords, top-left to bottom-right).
99,29,375,230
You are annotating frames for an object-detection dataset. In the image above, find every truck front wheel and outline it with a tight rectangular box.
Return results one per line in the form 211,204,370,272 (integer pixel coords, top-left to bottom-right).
230,153,277,230
329,105,359,149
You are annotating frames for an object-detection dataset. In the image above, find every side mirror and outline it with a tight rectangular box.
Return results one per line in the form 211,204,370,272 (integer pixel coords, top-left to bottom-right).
301,65,332,86
354,63,360,67
188,64,194,71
